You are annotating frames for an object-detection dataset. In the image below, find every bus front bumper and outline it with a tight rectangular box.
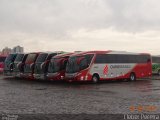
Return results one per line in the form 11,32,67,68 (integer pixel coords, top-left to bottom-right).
47,73,64,81
3,70,13,76
12,71,21,78
33,74,47,80
22,73,34,80
65,73,91,82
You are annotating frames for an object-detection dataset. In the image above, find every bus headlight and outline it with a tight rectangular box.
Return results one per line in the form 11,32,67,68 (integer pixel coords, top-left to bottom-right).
80,76,84,80
61,76,64,79
85,75,88,80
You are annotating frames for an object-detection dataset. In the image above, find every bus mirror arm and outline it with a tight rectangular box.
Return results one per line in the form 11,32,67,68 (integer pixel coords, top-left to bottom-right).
9,63,13,70
41,62,46,72
17,62,22,70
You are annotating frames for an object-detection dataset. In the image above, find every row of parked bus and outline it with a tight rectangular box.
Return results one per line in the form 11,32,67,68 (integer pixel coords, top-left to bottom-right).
1,51,160,83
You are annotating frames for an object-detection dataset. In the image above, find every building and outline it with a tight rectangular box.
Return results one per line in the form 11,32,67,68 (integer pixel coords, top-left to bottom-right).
12,46,24,54
1,47,12,55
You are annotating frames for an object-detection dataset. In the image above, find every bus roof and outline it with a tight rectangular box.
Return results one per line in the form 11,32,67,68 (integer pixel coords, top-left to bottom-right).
27,52,42,54
69,50,150,57
38,51,63,55
52,53,74,59
71,51,110,56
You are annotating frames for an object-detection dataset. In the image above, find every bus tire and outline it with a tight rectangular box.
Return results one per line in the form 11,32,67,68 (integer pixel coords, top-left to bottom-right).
158,70,160,76
129,73,136,81
92,74,99,83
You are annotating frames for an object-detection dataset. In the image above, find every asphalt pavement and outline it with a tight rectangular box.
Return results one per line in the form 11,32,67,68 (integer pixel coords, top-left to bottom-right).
0,75,160,119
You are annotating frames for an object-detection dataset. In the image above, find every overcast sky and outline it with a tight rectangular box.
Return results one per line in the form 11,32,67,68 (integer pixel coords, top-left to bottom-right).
0,0,160,55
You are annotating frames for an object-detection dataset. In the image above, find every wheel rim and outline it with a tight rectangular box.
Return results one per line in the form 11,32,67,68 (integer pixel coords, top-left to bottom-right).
93,76,98,83
130,75,135,81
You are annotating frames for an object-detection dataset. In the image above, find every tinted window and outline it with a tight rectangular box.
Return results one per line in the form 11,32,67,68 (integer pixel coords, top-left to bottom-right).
79,58,88,70
46,53,57,60
66,54,94,73
48,58,61,73
95,54,150,63
5,54,16,61
152,57,160,63
0,57,6,62
14,54,24,62
22,54,28,62
36,53,48,62
25,54,37,63
48,57,68,73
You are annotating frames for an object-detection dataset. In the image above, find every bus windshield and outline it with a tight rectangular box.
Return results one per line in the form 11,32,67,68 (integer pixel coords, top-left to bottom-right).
48,58,67,73
36,53,48,63
0,57,6,62
14,54,24,62
25,54,37,63
66,54,94,73
5,54,16,61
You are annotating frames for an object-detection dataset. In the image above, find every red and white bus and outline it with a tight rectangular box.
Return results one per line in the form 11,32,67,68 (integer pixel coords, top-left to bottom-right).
0,55,7,73
47,53,73,81
22,52,40,79
13,53,28,77
33,52,60,80
65,51,152,83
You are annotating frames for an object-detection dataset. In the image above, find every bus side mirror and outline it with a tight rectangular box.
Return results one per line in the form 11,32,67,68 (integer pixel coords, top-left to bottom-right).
30,63,35,71
147,59,151,62
62,60,67,69
9,63,13,71
41,62,46,72
17,62,23,71
63,60,67,66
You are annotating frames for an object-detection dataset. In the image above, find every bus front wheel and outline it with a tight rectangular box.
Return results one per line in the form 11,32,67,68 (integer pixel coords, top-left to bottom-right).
129,73,136,81
92,74,99,83
158,70,160,76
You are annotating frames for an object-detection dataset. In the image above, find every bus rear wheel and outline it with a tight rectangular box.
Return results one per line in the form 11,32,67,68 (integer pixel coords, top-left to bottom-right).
129,73,136,81
92,75,99,83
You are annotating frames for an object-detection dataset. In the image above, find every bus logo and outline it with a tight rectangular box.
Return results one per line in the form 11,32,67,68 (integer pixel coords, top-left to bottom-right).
103,65,108,75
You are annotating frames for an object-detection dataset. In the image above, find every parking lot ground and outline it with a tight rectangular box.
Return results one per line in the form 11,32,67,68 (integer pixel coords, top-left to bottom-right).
0,75,160,119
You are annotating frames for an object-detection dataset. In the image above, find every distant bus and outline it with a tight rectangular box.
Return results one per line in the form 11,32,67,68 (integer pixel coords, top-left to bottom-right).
0,55,7,73
22,52,40,79
13,53,28,77
47,53,73,81
152,56,160,75
4,54,17,76
65,51,152,83
33,52,60,80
